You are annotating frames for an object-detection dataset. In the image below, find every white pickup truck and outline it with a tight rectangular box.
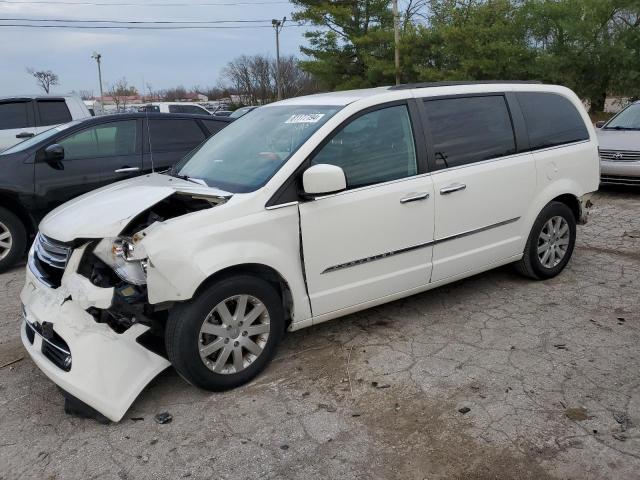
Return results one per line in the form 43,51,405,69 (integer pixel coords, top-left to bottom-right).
0,95,91,151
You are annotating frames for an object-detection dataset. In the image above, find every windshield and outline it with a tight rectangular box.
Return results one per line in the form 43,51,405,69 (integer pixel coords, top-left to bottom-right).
1,120,82,154
177,105,340,192
605,103,640,130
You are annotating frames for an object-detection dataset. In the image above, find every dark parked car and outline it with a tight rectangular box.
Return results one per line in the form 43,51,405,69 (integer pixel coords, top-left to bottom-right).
0,112,232,272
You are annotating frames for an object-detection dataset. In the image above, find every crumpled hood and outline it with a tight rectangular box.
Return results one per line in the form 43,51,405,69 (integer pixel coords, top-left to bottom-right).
596,129,640,151
40,173,231,242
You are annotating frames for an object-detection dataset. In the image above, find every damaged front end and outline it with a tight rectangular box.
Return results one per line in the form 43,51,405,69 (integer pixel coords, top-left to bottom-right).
21,179,229,422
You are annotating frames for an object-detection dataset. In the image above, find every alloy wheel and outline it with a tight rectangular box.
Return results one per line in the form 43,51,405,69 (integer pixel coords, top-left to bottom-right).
198,294,270,374
0,221,12,261
537,216,570,269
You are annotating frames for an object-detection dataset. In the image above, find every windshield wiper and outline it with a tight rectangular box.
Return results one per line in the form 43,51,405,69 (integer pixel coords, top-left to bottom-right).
165,167,209,186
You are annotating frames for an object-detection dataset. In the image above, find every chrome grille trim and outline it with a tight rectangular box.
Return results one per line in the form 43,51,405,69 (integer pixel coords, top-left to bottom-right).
34,233,71,270
599,150,640,163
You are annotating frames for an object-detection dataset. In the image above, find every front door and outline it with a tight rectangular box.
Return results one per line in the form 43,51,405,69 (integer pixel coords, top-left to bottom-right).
299,103,435,317
420,94,536,282
34,119,142,214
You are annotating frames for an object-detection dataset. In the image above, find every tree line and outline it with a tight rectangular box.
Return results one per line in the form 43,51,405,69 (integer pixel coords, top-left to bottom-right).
292,0,640,112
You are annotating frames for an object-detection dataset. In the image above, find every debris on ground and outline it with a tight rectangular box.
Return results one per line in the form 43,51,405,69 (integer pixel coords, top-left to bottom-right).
130,417,144,422
318,403,337,412
458,407,471,414
554,344,567,350
622,230,640,239
280,444,289,450
564,407,590,421
612,433,627,442
0,356,23,369
613,412,632,431
154,412,173,424
371,381,390,389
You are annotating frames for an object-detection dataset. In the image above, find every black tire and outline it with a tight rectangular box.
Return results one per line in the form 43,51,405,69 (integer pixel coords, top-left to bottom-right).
165,275,285,391
0,207,27,274
515,201,576,280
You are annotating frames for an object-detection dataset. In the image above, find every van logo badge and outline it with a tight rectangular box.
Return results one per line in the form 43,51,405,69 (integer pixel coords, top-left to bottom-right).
614,152,623,160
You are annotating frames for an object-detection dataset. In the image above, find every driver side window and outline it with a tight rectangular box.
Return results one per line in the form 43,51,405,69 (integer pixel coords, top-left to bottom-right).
59,120,138,160
311,104,417,189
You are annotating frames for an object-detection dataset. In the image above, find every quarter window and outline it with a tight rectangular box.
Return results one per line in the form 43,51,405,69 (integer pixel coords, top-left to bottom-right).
36,100,72,126
0,101,30,129
516,92,589,150
148,119,205,151
424,95,516,169
311,105,417,189
59,120,138,160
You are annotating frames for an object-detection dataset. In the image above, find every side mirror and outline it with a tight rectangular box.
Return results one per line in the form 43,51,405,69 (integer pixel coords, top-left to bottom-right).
595,121,606,128
302,164,347,197
44,143,65,161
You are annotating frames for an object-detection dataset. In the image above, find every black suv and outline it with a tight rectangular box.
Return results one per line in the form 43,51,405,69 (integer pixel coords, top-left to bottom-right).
0,112,232,272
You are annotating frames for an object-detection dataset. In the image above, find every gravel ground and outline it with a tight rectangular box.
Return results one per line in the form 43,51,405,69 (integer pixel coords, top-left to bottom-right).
1,188,639,480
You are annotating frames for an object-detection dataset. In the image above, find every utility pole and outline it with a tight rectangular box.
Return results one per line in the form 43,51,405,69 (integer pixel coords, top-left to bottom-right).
272,17,286,101
91,52,104,112
392,0,400,85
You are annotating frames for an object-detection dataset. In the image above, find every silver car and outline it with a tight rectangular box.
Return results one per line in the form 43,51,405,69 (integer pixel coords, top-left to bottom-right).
597,101,640,186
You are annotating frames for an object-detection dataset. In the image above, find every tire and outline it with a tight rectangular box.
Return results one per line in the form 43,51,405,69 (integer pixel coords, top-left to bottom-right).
515,201,576,280
0,207,27,274
165,275,285,391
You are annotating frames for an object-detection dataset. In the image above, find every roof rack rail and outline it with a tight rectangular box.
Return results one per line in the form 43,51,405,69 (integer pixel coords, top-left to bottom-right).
388,80,543,90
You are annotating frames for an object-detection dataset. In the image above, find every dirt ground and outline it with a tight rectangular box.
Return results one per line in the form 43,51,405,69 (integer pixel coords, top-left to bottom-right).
1,188,639,480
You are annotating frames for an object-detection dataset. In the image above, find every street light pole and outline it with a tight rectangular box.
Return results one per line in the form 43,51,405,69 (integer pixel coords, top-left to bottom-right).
91,52,104,112
272,17,286,101
392,0,400,85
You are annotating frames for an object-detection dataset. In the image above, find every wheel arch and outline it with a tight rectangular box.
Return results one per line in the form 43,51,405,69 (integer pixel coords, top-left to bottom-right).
550,193,580,222
0,191,35,237
192,263,295,329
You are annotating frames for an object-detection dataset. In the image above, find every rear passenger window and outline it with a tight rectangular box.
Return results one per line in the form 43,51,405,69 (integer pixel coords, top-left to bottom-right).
424,96,516,169
37,100,72,126
201,119,226,136
517,92,589,150
311,105,417,189
0,101,30,129
148,119,205,151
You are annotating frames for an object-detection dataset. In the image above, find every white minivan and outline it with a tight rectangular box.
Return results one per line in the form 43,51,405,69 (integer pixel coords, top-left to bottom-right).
0,95,91,150
21,82,599,421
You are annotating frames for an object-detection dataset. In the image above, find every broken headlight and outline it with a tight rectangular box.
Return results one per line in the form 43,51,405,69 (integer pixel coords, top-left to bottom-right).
94,237,148,286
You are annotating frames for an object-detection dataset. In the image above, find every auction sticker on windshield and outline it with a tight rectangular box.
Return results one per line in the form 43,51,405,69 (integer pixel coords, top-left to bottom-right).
285,113,325,124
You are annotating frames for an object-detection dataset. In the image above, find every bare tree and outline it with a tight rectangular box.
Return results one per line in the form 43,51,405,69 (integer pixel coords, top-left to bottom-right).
163,86,188,101
78,89,94,100
26,68,59,94
106,77,137,111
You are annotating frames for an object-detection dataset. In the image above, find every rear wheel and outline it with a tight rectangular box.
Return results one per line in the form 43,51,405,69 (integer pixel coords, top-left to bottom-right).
515,201,576,280
0,207,27,273
165,275,284,390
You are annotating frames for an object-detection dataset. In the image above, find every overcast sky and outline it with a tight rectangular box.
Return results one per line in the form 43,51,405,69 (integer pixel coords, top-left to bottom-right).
0,0,308,95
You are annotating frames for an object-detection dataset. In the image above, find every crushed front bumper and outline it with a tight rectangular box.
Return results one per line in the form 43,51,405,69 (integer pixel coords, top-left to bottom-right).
20,246,170,422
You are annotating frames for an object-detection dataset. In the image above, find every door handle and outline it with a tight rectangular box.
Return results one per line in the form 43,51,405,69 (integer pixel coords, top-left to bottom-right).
16,132,35,139
114,167,140,173
400,192,430,204
440,183,466,195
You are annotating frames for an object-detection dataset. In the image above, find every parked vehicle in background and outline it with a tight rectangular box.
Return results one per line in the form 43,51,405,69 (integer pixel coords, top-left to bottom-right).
83,99,103,116
213,110,233,117
0,112,232,272
229,106,258,118
139,102,211,115
0,95,91,150
596,101,640,186
19,82,598,422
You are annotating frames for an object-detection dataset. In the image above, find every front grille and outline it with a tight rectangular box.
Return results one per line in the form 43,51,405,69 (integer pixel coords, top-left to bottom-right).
599,149,640,163
600,175,640,186
29,233,72,288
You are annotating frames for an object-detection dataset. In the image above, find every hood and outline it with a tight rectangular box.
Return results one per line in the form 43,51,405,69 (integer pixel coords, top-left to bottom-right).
40,173,231,242
596,129,640,151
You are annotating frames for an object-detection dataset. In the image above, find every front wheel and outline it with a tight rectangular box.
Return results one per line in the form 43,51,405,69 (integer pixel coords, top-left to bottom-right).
165,275,284,391
515,201,576,280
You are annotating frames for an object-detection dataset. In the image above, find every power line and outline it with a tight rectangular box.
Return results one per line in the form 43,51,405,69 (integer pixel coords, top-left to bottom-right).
0,22,307,29
0,17,279,23
0,0,290,5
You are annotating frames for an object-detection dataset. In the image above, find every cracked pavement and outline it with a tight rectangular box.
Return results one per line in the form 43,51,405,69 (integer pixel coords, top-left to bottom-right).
1,188,639,479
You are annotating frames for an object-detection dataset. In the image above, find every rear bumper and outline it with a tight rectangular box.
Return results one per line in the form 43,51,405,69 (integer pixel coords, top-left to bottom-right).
20,246,170,422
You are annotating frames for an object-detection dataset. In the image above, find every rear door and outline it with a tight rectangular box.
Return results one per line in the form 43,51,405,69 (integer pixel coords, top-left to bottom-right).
0,99,36,150
419,93,536,282
34,119,142,212
143,117,207,171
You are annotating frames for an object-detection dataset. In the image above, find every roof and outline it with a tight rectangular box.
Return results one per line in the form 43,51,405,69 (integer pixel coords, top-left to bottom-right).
272,81,550,107
83,112,234,123
0,94,82,101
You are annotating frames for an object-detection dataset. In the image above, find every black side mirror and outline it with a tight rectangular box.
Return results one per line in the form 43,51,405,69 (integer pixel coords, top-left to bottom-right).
595,121,606,128
44,144,65,161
